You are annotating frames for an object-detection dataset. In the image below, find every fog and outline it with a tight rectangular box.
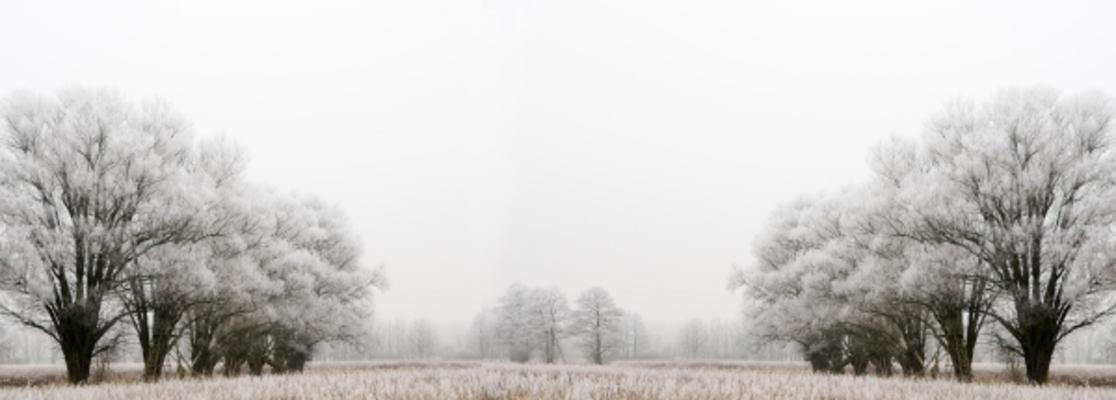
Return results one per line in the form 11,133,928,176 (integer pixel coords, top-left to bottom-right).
3,0,1116,331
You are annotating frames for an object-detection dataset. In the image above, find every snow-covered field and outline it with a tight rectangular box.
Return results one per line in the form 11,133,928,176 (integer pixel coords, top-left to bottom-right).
1,361,1114,400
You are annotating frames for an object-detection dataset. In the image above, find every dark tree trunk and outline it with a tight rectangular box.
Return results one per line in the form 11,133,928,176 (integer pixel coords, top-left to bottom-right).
806,350,830,372
805,336,845,374
275,346,310,373
870,355,893,377
1013,303,1060,385
223,357,244,377
247,356,266,375
928,276,987,382
239,335,272,376
850,357,869,376
191,347,219,375
59,330,95,384
286,356,308,373
188,314,222,376
1022,344,1054,385
845,335,871,376
894,316,927,376
140,306,183,381
934,306,980,381
127,277,188,382
53,302,105,385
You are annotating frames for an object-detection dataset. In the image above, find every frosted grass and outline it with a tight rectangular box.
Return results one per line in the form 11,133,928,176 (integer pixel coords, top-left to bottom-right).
1,363,1113,400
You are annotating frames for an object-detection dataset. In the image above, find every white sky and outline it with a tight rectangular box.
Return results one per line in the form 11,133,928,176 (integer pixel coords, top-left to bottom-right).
3,0,1116,327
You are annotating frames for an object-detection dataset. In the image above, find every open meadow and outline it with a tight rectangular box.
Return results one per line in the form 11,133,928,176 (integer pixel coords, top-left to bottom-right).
1,361,1115,400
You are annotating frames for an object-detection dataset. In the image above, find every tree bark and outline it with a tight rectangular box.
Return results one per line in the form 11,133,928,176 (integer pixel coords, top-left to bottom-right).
140,306,183,381
1013,303,1060,385
52,301,106,384
127,277,189,382
934,306,978,381
893,316,927,376
188,313,222,376
869,355,893,376
926,275,987,381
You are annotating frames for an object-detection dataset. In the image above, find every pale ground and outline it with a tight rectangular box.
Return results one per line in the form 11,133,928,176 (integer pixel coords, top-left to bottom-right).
0,361,1114,399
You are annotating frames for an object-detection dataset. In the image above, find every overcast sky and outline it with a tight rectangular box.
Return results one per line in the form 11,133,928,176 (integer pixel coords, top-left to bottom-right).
2,0,1116,327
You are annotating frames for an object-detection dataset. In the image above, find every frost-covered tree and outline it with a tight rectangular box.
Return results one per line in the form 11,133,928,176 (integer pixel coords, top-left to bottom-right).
530,286,570,363
0,87,383,383
407,319,437,359
864,137,994,380
493,284,536,362
734,190,930,376
571,287,624,364
896,88,1116,383
732,195,863,373
706,318,743,359
739,87,1116,384
739,138,988,379
490,284,571,363
618,311,649,359
216,194,383,375
120,136,248,381
678,319,709,359
183,184,286,376
367,317,408,359
467,309,497,359
0,88,215,384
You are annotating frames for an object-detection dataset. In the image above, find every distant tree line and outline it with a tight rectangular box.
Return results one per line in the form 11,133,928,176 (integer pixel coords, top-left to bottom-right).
733,87,1116,384
466,285,645,364
676,318,746,359
0,88,384,384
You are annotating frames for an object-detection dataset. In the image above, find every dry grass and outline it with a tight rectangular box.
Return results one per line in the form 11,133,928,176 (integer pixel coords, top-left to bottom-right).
0,361,1114,399
620,360,1116,387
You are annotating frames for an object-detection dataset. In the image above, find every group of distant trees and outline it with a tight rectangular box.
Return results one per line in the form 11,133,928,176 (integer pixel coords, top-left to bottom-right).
676,319,744,359
358,318,439,360
0,88,384,384
733,87,1116,384
468,285,644,364
345,313,748,362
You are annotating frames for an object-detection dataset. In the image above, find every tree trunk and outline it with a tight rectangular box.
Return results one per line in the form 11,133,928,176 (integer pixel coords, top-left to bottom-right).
593,328,603,364
845,335,871,376
140,306,182,381
223,353,245,376
929,276,987,381
1022,345,1054,385
188,315,221,376
55,303,103,384
1016,316,1058,384
60,337,94,384
247,356,266,375
806,350,830,373
543,328,556,363
870,355,893,376
805,336,844,374
850,357,869,376
129,279,187,382
895,317,927,376
935,307,974,381
191,346,219,375
1012,296,1062,384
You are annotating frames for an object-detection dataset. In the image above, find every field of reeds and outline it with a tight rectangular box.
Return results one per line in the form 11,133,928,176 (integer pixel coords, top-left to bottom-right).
1,361,1115,399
